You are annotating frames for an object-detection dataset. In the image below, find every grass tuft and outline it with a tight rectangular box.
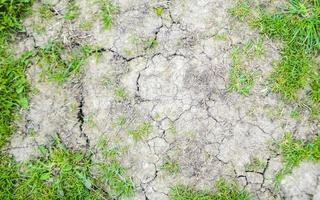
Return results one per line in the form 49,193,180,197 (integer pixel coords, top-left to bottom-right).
228,47,255,96
269,44,312,100
228,1,251,21
161,159,180,175
245,157,266,172
256,0,319,52
37,41,95,83
154,6,165,17
253,0,320,114
230,0,320,116
127,121,153,141
275,133,320,187
169,179,251,200
97,0,117,30
64,0,80,21
0,136,134,199
0,0,34,148
39,3,54,19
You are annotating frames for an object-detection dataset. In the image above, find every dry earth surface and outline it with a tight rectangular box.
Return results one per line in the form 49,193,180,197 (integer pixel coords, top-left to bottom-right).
6,0,320,199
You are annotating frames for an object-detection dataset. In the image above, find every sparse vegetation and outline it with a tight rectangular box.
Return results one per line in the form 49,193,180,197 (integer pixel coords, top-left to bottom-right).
275,133,320,187
64,1,80,21
228,47,255,96
146,38,158,49
37,41,94,83
169,179,251,200
161,159,180,175
39,3,54,19
290,109,301,120
117,116,127,127
242,38,265,58
168,120,178,135
228,1,251,21
115,87,128,100
230,0,320,115
245,157,266,172
127,121,153,141
79,20,93,31
98,0,117,30
213,34,229,42
154,6,165,17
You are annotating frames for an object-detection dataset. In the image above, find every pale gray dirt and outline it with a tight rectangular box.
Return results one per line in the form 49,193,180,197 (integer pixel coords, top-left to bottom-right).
7,0,320,199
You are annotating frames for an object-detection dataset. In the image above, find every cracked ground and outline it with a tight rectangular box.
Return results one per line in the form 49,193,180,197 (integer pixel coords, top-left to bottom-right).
6,0,320,199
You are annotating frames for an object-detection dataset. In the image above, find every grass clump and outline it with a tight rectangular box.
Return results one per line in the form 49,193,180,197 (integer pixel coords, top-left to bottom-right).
228,47,255,96
0,0,34,148
169,179,251,200
213,34,229,42
0,51,33,147
39,3,54,19
97,0,117,30
161,159,180,175
0,137,134,199
257,0,319,51
95,139,134,198
228,1,251,21
146,38,158,49
0,153,20,199
0,0,33,41
114,87,128,100
64,0,80,21
245,157,266,172
37,41,94,83
269,45,312,100
127,121,153,141
154,6,165,17
254,0,320,113
275,133,320,186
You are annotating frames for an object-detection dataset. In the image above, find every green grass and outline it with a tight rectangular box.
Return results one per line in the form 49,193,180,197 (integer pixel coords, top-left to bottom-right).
0,153,20,199
0,0,34,148
64,0,80,21
269,45,312,100
116,116,127,127
256,0,319,52
146,38,158,49
229,0,320,115
245,157,266,172
39,3,54,19
228,47,255,96
0,137,134,199
127,121,153,141
95,138,134,198
254,0,319,113
242,38,265,58
213,34,229,42
0,0,33,40
37,41,94,83
228,0,251,21
275,133,320,187
290,109,301,119
98,0,117,30
169,179,251,200
154,6,165,17
114,87,128,100
161,159,180,175
0,51,33,147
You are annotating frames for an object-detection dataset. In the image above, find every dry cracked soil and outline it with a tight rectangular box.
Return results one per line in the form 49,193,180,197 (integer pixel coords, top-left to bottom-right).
6,0,320,199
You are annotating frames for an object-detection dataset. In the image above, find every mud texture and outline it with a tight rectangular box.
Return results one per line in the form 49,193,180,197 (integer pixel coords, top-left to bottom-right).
7,0,320,199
